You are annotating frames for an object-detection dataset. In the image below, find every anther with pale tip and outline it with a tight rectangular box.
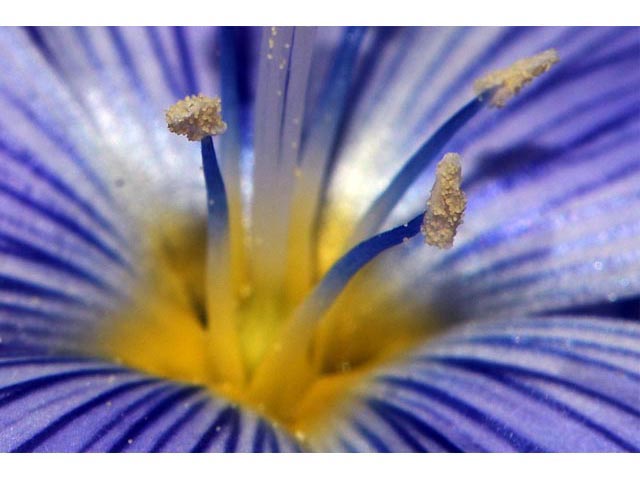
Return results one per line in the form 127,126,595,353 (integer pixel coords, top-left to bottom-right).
474,48,559,108
166,94,227,141
422,153,467,249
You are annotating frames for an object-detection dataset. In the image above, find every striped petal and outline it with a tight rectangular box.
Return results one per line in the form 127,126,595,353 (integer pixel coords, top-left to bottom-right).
314,315,640,452
0,355,299,452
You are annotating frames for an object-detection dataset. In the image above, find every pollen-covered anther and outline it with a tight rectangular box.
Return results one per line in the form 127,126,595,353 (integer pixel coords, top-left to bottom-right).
165,94,227,141
421,153,467,249
474,48,559,108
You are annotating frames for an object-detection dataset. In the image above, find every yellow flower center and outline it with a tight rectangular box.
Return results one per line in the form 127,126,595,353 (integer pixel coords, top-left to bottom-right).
95,210,437,442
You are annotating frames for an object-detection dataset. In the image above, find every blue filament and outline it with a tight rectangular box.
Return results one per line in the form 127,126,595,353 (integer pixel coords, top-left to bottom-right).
350,93,488,243
295,211,424,326
201,136,230,238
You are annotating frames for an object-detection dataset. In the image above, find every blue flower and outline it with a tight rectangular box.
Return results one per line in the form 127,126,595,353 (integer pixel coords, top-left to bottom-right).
0,26,638,452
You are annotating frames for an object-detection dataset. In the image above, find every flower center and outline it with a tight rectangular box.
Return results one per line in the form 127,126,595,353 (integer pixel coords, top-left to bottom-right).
92,46,559,442
96,208,440,440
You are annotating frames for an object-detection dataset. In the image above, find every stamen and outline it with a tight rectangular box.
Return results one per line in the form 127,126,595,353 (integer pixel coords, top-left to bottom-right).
166,94,227,141
474,48,559,108
421,153,466,249
166,98,244,387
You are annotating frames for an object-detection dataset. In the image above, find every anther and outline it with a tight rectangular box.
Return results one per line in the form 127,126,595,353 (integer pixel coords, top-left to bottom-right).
422,153,466,249
474,48,559,108
166,94,227,141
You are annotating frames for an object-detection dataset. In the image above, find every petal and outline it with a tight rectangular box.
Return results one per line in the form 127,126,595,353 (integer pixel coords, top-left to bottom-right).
0,355,299,452
314,315,640,452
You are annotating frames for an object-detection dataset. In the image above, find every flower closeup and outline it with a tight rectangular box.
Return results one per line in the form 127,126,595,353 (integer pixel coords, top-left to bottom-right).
0,26,638,452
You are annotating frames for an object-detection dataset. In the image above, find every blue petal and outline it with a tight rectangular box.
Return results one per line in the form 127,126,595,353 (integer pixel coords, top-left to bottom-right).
315,316,640,452
0,355,299,452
